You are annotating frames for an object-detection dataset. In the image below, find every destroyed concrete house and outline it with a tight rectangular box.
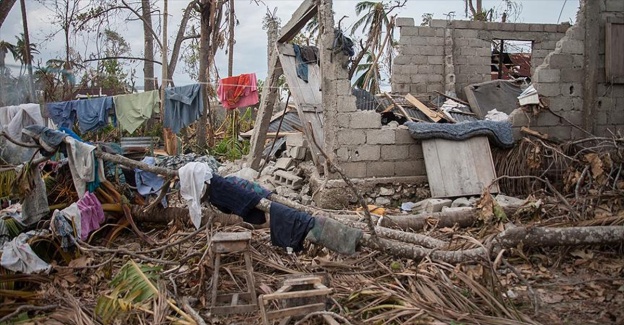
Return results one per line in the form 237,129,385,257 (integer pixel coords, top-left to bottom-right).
248,0,624,210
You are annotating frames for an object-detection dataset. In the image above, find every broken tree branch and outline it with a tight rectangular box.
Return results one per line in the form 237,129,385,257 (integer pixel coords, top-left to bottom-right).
305,121,379,242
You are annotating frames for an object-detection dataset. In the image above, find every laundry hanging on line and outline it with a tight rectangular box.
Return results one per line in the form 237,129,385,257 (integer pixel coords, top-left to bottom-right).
164,84,204,134
113,90,160,134
46,97,115,133
217,73,259,109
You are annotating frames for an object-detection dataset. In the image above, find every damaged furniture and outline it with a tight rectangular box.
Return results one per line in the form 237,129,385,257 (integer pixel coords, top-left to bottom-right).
209,232,258,315
258,275,333,325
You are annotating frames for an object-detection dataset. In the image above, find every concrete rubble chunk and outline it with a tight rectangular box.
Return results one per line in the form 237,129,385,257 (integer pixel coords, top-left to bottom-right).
379,187,394,196
273,170,303,189
422,198,453,213
496,195,526,207
375,197,391,206
288,146,307,160
285,133,307,147
451,197,472,208
274,157,294,170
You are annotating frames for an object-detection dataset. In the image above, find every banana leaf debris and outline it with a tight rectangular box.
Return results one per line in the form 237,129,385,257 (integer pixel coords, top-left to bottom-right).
0,124,623,325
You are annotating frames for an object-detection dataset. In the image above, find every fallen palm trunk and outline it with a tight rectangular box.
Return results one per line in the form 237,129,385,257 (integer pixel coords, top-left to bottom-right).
19,142,624,263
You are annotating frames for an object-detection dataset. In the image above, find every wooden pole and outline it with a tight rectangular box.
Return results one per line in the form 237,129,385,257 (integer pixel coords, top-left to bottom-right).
19,0,35,102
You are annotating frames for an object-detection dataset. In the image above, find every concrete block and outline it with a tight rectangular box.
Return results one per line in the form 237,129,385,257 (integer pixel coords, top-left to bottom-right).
430,19,447,28
557,23,571,33
400,27,419,36
535,111,562,126
381,145,410,160
529,24,544,32
393,55,410,66
350,111,382,129
336,147,350,161
342,162,367,178
560,83,583,97
337,96,358,112
485,22,503,31
606,0,624,11
396,17,415,27
337,129,366,146
454,28,478,38
597,97,615,111
534,83,560,97
426,84,444,93
275,157,294,170
467,20,485,30
366,161,395,177
544,24,559,33
427,37,445,46
273,170,303,189
289,146,307,160
427,56,444,65
535,69,561,83
336,113,350,128
560,68,584,82
452,20,471,29
427,74,444,83
418,27,440,37
508,109,531,127
560,39,584,55
395,129,414,144
394,160,426,176
352,145,380,161
410,55,429,65
285,133,307,147
547,54,573,69
514,23,531,32
422,198,453,213
366,129,395,144
559,110,583,126
408,144,424,159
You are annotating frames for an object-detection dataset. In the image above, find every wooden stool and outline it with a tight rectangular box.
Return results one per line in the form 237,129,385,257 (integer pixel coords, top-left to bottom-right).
210,232,258,315
258,275,333,325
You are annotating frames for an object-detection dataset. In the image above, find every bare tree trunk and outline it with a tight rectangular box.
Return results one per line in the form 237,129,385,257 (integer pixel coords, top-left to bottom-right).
141,0,155,91
196,0,212,150
19,0,35,102
167,1,196,84
0,0,17,29
227,0,234,77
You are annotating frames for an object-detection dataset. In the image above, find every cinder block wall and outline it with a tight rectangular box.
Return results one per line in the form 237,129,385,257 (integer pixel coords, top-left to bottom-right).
334,110,426,178
518,0,624,139
392,18,569,98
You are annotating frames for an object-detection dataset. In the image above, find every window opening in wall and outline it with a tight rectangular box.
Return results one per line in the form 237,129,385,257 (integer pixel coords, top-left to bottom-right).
491,40,533,81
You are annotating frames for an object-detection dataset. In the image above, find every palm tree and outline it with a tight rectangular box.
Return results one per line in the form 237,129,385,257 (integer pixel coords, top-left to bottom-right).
349,1,404,94
14,33,39,74
0,40,18,69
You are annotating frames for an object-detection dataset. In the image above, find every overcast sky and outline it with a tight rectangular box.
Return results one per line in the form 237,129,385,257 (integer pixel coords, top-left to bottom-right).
1,0,580,89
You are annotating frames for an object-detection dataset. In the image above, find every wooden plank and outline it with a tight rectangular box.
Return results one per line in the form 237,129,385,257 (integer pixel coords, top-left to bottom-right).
211,304,257,315
404,93,443,122
382,92,413,121
212,232,251,242
266,303,326,320
284,277,321,286
323,314,341,325
606,22,624,83
422,139,446,198
277,0,318,43
422,137,498,198
247,46,283,170
277,43,325,170
259,288,332,301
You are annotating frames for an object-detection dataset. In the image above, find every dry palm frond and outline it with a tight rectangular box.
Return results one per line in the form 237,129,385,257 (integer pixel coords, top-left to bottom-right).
0,169,16,197
95,260,194,324
343,260,537,325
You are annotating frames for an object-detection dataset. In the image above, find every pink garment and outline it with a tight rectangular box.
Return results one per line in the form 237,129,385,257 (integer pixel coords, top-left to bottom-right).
217,73,259,109
77,192,105,241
